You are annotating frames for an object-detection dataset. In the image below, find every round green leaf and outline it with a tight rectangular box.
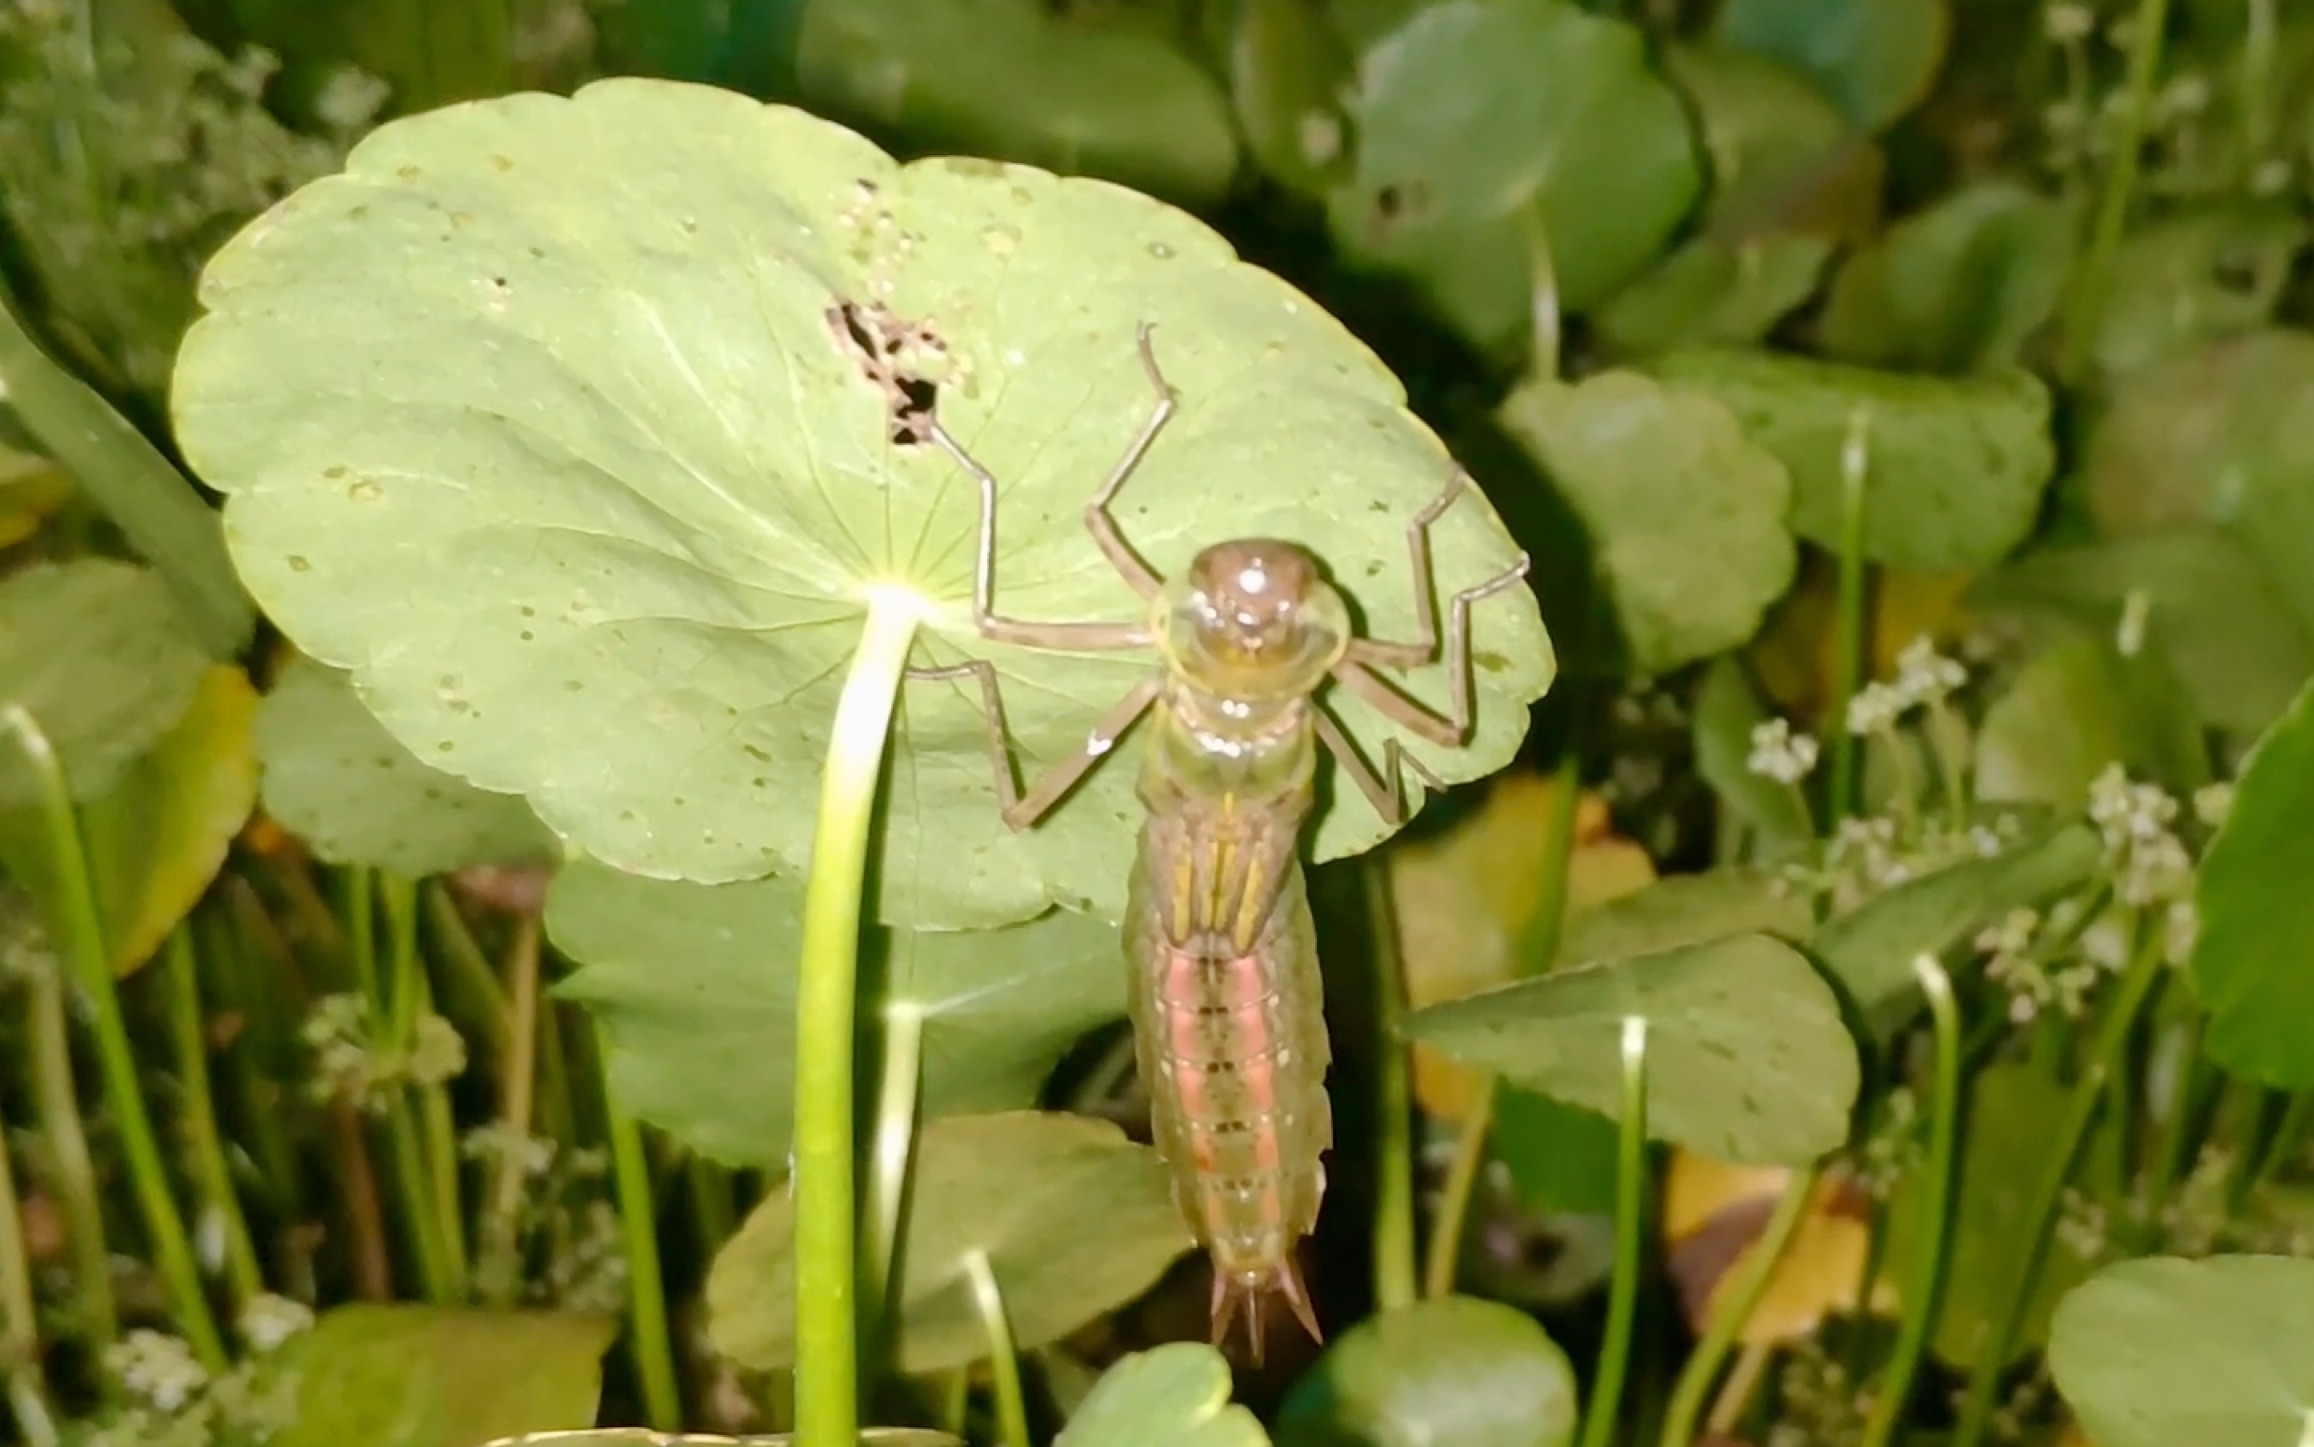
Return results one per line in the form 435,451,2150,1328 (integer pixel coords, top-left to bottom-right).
2049,1255,2314,1447
0,558,210,807
173,80,1550,928
794,0,1239,209
1556,868,1812,970
1496,371,1795,677
1329,0,1701,311
1594,235,1833,357
1404,933,1858,1164
2191,677,2314,1087
1663,41,1858,225
1966,529,2314,738
2084,329,2314,634
1710,0,1951,132
269,1304,617,1447
1975,630,2208,808
550,862,1123,1167
1326,211,1533,363
257,655,558,878
0,665,257,975
2086,207,2306,377
1275,1295,1577,1447
1058,1342,1270,1447
1649,348,2056,572
1229,0,1355,198
707,1111,1192,1374
478,1435,961,1446
1819,180,2074,374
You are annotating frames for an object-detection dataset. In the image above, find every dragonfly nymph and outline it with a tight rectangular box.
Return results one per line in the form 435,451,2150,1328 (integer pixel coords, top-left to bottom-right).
906,325,1531,1363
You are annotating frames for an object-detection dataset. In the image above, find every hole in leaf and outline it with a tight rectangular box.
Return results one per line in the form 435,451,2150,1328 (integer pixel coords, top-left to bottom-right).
827,298,946,446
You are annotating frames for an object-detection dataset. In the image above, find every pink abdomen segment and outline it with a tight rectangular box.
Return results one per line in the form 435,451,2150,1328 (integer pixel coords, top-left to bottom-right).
1150,932,1330,1273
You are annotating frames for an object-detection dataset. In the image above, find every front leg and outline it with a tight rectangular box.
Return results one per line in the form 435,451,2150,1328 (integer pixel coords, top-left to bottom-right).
906,659,1164,831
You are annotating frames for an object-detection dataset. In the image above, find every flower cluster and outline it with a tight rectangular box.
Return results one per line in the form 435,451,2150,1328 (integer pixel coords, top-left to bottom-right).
1748,717,1821,786
301,995,470,1112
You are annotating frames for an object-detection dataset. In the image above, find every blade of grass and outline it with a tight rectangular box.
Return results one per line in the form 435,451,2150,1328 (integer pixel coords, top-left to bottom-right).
1659,1162,1819,1447
4,705,226,1370
0,1056,59,1446
0,283,254,657
163,926,262,1313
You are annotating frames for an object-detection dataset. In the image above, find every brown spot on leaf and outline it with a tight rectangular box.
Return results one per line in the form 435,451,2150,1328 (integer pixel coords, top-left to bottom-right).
826,298,946,445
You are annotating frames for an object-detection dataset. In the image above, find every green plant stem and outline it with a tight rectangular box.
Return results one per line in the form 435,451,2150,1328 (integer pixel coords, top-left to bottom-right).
163,927,262,1313
793,593,923,1447
602,1038,682,1431
1365,862,1418,1315
1517,193,1563,384
0,1061,59,1447
1422,744,1584,1300
965,1249,1029,1447
1659,1163,1818,1447
2240,0,2277,163
480,916,541,1306
386,1095,457,1302
1579,1017,1649,1447
3,706,227,1371
23,942,116,1359
1422,1077,1492,1300
344,865,379,1003
1950,918,2168,1447
1825,408,1872,821
422,883,509,1058
862,999,924,1376
2057,0,2173,382
688,1156,736,1257
1857,955,1962,1447
2251,1088,2314,1191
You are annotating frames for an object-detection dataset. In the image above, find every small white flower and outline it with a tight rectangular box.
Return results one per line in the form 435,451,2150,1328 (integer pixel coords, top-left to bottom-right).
1746,718,1821,785
2192,781,2234,829
1894,635,1968,708
240,1293,317,1354
109,1330,209,1413
2043,1,2094,42
1845,680,1908,736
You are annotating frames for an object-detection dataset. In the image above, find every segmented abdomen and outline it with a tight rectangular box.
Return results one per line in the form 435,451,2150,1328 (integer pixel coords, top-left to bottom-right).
1124,835,1333,1287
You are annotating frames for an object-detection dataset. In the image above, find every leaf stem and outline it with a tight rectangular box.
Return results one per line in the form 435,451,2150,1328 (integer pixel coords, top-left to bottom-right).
862,998,925,1377
1949,915,2167,1447
965,1249,1030,1447
23,937,115,1358
602,1038,682,1431
1422,1079,1493,1301
1518,191,1563,384
479,916,541,1306
1658,1162,1818,1447
2,705,227,1371
1365,862,1418,1315
1857,955,1961,1447
1825,409,1872,822
163,927,262,1313
1579,1016,1649,1447
2056,0,2172,382
794,589,924,1447
1423,746,1584,1300
0,1058,58,1447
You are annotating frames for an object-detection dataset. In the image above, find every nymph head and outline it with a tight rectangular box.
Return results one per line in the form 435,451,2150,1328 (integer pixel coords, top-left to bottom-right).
1151,538,1352,699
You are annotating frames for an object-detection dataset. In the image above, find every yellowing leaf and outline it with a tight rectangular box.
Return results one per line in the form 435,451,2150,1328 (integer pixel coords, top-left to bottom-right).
1391,769,1655,1118
1748,556,1976,721
0,665,259,974
1662,1151,1889,1344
